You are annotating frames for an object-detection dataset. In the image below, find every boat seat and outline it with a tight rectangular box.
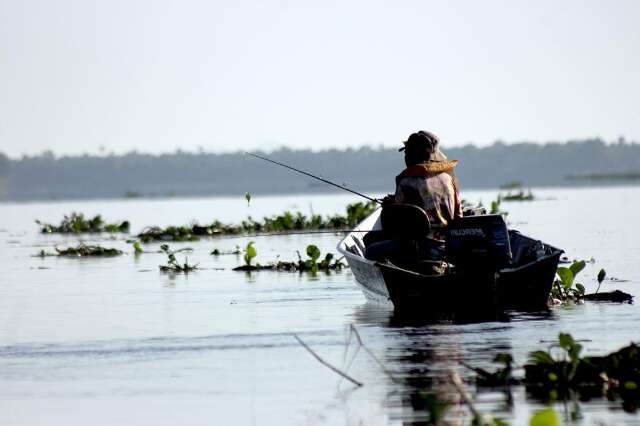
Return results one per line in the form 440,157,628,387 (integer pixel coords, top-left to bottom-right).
380,203,431,240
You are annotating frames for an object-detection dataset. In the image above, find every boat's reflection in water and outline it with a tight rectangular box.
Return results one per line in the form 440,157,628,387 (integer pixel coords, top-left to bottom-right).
350,303,554,424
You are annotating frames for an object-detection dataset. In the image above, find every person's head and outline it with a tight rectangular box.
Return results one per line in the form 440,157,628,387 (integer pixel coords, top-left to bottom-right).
399,131,439,166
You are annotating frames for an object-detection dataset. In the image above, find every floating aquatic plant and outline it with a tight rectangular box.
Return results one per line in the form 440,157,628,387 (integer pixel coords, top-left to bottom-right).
461,333,640,413
132,241,144,254
137,201,377,242
524,333,640,410
549,260,586,304
461,353,516,387
498,181,535,202
158,244,198,273
596,268,606,294
137,225,201,243
38,243,123,257
37,212,130,234
550,262,633,304
489,195,508,216
243,241,256,267
232,243,345,273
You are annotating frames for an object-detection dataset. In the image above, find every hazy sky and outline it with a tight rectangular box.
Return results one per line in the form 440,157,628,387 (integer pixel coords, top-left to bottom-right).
1,0,639,157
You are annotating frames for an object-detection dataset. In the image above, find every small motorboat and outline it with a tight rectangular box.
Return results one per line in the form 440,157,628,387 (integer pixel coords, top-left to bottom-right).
337,205,564,312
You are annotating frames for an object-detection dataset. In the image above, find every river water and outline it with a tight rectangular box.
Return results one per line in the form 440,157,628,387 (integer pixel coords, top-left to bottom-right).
1,187,639,425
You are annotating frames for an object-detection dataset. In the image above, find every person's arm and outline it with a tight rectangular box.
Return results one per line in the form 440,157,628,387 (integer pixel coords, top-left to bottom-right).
452,178,463,219
393,181,406,204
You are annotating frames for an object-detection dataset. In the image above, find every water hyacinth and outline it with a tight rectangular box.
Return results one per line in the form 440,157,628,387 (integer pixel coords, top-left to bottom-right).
38,243,123,257
137,201,377,242
158,244,198,273
232,243,345,273
37,212,130,234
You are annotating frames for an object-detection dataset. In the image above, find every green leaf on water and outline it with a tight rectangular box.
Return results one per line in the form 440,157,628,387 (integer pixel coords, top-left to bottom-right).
569,260,586,277
556,267,574,288
244,241,257,266
528,350,555,365
529,408,559,426
133,241,143,254
597,268,606,284
494,353,513,365
558,333,576,350
575,283,585,295
306,244,321,262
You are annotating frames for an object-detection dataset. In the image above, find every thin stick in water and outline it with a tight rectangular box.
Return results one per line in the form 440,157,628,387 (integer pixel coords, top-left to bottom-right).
293,334,363,387
450,370,482,421
349,324,401,384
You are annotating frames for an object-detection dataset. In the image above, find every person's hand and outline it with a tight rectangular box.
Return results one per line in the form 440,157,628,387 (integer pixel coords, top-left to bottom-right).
381,194,395,205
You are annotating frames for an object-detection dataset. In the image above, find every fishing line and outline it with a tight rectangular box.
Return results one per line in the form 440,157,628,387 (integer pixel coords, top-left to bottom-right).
221,229,376,239
245,152,382,204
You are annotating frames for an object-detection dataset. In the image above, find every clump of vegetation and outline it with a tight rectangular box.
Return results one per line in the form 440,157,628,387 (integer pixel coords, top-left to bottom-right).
243,241,257,267
158,244,198,273
549,260,586,304
499,181,534,201
461,333,640,414
132,241,144,254
524,333,640,409
232,243,345,273
550,263,634,304
137,201,377,242
37,213,130,234
461,353,516,387
38,243,123,257
488,195,508,216
498,181,535,201
501,190,534,201
137,225,204,243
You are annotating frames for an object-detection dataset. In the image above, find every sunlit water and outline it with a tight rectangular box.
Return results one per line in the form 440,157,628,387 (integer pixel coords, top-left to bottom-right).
1,187,639,425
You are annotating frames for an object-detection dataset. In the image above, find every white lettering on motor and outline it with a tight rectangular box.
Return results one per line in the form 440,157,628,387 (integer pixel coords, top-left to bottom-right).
450,228,485,237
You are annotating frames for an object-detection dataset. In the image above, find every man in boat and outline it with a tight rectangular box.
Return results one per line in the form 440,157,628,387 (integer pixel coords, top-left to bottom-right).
389,130,463,225
365,130,463,262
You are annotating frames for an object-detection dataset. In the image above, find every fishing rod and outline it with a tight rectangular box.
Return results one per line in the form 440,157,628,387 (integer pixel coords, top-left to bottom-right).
245,152,382,204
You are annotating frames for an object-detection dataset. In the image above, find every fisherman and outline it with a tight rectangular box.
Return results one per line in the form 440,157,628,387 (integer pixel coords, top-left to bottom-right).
388,130,462,224
365,130,463,261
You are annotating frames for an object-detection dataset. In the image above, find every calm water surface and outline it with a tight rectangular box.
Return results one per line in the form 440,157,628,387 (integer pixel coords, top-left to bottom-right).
1,187,639,425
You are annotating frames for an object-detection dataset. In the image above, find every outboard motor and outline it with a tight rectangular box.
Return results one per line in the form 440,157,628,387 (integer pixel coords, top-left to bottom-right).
446,214,512,269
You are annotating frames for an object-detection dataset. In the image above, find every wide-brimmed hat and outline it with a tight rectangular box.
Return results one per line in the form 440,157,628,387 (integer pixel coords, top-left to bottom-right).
399,130,440,153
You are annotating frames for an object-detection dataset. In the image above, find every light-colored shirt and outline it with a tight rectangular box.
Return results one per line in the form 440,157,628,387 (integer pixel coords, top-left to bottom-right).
394,159,463,227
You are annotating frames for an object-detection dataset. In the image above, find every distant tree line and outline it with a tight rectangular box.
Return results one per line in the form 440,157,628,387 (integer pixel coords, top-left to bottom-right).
1,138,639,201
0,153,8,175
